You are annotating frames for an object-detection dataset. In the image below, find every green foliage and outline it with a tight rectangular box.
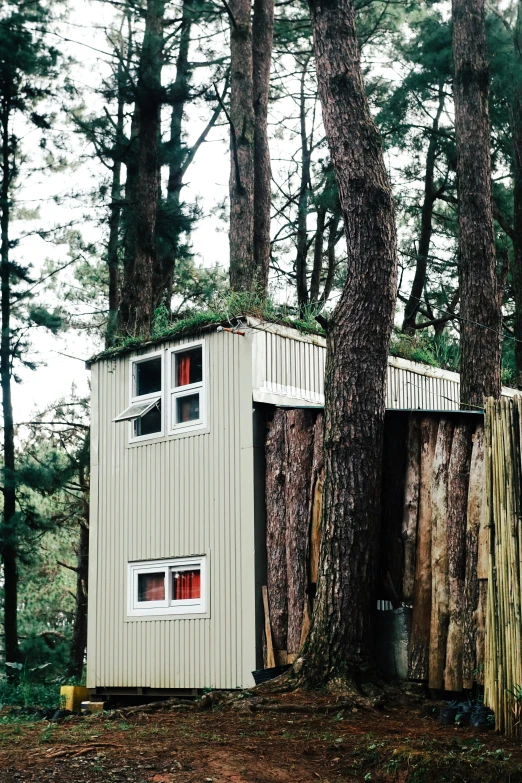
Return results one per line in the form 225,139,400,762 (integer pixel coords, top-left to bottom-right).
94,292,327,362
390,329,460,372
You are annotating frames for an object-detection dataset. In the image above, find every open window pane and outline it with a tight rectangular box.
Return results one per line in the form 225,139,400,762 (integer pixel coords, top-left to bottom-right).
114,398,159,423
172,569,201,600
134,400,162,436
176,393,199,423
138,572,165,602
174,347,202,388
135,357,162,396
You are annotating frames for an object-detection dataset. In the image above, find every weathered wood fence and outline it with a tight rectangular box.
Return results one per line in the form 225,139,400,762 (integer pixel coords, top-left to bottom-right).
265,408,488,692
380,412,488,690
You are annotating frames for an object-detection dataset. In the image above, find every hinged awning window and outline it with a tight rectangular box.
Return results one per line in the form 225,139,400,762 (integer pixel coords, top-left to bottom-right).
114,397,160,423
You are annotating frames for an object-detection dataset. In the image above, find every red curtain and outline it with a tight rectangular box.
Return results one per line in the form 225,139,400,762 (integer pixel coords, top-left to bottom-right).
177,354,191,387
173,569,201,600
138,573,165,602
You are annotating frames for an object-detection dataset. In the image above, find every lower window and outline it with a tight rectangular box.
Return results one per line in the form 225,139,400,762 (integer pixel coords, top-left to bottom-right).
128,556,207,617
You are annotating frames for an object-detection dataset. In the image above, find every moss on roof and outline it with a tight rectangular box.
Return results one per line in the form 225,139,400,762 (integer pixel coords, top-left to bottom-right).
86,298,325,366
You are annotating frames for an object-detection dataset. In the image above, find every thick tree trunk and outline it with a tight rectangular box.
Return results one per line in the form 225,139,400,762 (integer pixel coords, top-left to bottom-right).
402,415,421,604
402,85,445,334
429,418,454,689
265,410,288,653
301,0,398,685
119,0,165,337
462,423,485,687
409,417,437,680
285,410,315,655
452,0,502,408
228,0,256,293
252,0,274,293
444,421,473,691
0,107,19,668
512,3,522,387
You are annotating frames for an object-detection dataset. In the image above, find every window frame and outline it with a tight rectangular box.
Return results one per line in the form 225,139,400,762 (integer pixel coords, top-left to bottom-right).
127,556,207,618
128,350,165,444
167,340,206,435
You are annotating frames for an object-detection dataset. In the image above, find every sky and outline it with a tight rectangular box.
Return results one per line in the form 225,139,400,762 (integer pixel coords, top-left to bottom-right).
13,0,233,425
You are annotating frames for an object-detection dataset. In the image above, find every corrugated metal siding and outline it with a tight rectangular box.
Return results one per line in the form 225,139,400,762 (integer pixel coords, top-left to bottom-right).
87,331,256,690
251,324,465,410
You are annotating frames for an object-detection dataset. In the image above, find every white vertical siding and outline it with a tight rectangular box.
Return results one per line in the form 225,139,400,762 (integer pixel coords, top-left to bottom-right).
87,330,256,690
250,320,469,411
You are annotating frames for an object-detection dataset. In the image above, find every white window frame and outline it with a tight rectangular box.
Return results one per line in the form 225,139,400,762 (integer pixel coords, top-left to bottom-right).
127,556,207,617
168,340,206,435
128,350,164,443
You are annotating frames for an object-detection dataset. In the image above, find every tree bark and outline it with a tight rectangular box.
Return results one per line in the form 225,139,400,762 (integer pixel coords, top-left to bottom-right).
402,415,421,604
0,104,20,668
68,516,89,679
310,204,327,305
252,0,274,294
429,418,454,689
462,423,485,688
512,2,522,387
285,410,315,654
402,85,445,334
452,0,502,408
265,410,288,653
106,57,126,348
301,0,398,685
228,0,256,293
444,420,473,691
409,416,437,680
156,0,193,310
119,0,165,337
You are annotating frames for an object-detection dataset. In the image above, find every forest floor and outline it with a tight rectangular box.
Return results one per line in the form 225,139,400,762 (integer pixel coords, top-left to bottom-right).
1,689,522,783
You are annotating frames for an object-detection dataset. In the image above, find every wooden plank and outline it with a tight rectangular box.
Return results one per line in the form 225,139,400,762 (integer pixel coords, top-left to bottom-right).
262,586,276,669
463,424,485,687
444,420,473,691
402,415,421,604
409,416,437,680
429,417,454,689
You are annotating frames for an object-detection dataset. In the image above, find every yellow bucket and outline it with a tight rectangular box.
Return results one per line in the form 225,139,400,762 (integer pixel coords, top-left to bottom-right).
60,686,89,712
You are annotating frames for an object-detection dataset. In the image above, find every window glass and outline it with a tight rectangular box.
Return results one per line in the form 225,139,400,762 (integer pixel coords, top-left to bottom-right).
135,357,162,396
175,347,202,388
176,393,200,423
138,572,165,602
134,400,162,436
172,568,201,600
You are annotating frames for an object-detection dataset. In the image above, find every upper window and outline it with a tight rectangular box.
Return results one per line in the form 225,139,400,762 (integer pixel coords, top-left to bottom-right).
168,343,205,434
128,556,207,617
114,340,206,443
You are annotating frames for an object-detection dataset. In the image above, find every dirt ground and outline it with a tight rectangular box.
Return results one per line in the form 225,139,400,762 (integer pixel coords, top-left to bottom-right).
2,691,522,783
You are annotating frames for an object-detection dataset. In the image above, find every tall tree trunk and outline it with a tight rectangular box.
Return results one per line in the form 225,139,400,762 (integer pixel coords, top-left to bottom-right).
228,0,256,293
452,0,502,408
295,59,312,315
68,490,89,680
265,410,288,653
310,204,327,305
106,58,126,348
119,0,165,337
0,106,19,667
512,2,522,387
402,85,445,334
300,0,398,685
252,0,274,293
156,0,194,310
